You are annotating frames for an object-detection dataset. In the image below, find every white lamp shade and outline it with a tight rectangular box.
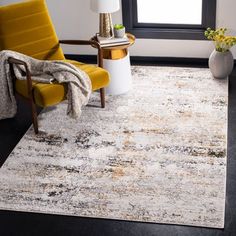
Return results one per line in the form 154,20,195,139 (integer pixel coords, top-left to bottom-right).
90,0,120,13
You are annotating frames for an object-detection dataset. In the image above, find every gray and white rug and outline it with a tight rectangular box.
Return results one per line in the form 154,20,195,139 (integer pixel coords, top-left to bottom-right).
0,66,228,228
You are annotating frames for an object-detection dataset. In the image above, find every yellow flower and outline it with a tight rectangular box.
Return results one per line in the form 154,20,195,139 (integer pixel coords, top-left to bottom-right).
205,27,236,52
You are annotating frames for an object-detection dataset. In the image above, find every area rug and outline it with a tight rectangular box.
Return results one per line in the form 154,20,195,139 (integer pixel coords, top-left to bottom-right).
0,66,228,228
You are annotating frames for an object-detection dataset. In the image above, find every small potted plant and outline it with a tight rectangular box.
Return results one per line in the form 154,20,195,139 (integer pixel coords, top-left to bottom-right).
205,27,236,79
114,24,126,38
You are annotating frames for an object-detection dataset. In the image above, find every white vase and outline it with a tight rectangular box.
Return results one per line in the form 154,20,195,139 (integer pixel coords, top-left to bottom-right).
209,49,234,79
114,27,125,38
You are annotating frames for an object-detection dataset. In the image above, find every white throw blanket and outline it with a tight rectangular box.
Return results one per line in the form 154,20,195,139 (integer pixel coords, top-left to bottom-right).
0,50,92,120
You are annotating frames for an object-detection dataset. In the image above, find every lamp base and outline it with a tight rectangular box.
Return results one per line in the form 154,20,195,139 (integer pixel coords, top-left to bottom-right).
99,13,114,38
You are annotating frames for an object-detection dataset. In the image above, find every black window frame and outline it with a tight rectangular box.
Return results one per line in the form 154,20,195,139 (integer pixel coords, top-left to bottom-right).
122,0,216,40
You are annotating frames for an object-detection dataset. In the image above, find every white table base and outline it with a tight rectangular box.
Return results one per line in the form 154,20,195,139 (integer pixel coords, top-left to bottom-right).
103,53,132,95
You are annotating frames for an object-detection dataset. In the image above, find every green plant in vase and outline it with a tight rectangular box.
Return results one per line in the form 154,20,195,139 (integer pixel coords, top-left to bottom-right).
114,24,125,38
114,24,125,30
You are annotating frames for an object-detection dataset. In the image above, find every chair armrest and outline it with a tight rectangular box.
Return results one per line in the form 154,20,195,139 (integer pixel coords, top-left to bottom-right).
59,39,100,48
59,39,103,68
8,57,34,99
8,57,28,67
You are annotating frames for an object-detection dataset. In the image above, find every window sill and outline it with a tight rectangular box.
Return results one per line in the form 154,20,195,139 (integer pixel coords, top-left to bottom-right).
125,27,208,40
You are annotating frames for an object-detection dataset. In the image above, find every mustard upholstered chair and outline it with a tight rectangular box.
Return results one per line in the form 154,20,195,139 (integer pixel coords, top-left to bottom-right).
0,0,110,134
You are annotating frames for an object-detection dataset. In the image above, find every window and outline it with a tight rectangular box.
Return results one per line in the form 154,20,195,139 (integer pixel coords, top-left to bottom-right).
122,0,216,40
137,0,202,25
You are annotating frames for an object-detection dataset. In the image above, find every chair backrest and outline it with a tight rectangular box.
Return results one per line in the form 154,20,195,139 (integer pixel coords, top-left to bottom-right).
0,0,65,60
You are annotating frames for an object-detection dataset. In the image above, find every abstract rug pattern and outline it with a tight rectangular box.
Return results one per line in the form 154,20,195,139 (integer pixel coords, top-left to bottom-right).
0,66,228,228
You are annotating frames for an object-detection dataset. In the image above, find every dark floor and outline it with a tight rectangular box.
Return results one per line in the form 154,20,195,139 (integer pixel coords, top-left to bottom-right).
0,65,236,236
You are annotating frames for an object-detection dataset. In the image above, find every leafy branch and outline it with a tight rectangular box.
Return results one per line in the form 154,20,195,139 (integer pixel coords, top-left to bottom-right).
205,28,236,52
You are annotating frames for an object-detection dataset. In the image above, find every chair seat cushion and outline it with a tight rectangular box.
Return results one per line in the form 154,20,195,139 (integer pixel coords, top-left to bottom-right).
15,59,110,107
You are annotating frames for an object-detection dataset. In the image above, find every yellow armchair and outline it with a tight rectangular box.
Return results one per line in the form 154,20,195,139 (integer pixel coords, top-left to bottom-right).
0,0,110,134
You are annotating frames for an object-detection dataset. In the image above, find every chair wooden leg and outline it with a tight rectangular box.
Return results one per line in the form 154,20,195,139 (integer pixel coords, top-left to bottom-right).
100,88,105,108
30,99,38,134
8,58,39,134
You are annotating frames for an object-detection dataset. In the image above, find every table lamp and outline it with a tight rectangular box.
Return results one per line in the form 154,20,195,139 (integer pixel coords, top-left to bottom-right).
90,0,120,38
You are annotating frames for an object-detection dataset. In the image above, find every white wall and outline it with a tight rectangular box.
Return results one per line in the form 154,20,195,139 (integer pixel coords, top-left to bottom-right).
1,0,236,58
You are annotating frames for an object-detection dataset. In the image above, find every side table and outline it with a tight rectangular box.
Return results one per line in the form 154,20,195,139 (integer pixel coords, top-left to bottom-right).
99,33,135,95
